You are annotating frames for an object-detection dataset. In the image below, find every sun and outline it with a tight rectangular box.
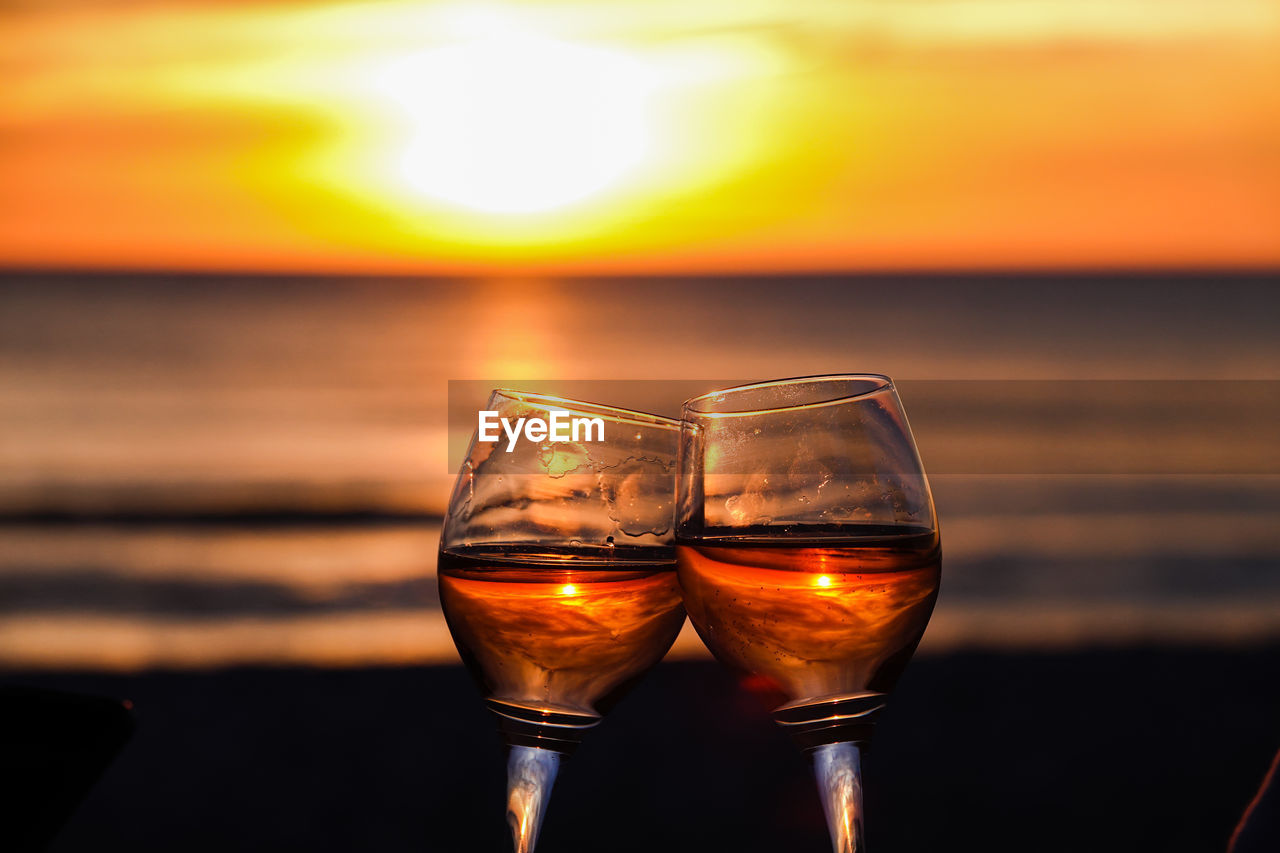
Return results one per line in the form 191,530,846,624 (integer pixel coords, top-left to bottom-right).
374,32,655,214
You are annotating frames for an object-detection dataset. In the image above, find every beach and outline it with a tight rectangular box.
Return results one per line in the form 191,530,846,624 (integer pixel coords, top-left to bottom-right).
7,646,1277,852
2,273,1278,850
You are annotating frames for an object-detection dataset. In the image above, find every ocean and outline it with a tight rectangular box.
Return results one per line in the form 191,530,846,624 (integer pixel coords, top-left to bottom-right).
2,271,1277,669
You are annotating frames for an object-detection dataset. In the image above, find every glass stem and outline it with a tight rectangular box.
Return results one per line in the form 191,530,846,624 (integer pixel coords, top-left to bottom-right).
506,745,561,853
813,741,866,853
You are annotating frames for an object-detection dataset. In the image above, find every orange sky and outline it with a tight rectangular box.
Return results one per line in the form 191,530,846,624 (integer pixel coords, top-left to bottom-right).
2,0,1279,273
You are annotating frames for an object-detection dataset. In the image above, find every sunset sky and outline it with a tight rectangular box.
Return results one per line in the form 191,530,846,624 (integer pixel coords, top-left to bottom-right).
2,0,1279,273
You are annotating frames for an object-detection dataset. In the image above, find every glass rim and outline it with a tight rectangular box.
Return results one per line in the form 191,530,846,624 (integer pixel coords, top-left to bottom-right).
682,374,895,418
490,389,682,431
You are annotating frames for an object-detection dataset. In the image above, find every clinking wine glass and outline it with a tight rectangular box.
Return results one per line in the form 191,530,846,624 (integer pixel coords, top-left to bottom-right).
675,375,941,853
438,390,686,853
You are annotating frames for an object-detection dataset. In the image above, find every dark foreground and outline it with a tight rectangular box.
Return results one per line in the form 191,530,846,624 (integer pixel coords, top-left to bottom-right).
6,646,1279,853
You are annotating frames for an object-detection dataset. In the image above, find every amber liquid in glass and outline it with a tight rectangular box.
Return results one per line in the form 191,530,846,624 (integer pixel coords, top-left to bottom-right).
438,545,686,750
676,525,940,747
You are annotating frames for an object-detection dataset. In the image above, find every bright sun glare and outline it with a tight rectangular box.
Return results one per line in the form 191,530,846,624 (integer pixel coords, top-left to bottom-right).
375,28,655,214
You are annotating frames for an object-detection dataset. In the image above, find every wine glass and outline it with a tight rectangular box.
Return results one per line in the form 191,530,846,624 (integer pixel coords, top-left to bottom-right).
675,375,941,853
438,390,686,853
